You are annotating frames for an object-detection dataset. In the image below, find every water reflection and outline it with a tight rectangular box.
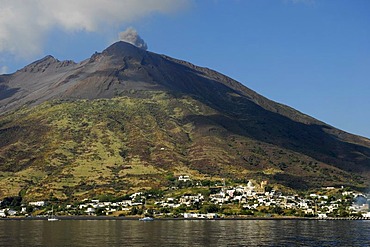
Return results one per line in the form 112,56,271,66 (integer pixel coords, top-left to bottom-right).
0,220,369,246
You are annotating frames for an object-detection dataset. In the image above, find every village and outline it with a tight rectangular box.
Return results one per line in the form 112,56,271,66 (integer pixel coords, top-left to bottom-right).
1,175,370,219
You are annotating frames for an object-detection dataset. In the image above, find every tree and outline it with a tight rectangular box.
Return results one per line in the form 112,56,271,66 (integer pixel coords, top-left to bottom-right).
96,208,105,216
200,203,219,214
269,206,283,215
130,207,139,215
160,207,170,214
145,189,164,199
26,206,34,214
1,196,22,210
145,208,154,217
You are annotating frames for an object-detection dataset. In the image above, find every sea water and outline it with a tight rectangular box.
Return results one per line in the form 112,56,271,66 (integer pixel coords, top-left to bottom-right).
0,219,369,246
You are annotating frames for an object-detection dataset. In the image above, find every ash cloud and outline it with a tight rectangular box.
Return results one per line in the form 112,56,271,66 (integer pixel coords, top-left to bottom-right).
0,0,188,58
118,28,148,50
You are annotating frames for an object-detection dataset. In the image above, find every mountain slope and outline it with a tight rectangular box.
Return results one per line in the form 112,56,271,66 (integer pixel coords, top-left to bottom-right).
0,41,369,200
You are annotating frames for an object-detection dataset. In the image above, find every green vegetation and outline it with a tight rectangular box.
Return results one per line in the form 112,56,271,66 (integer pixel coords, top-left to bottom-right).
0,91,368,201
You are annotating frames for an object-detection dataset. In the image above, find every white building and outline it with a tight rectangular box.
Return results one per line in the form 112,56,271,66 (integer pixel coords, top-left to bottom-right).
85,207,96,215
29,201,45,207
183,213,218,219
178,175,191,182
362,212,370,218
0,209,6,218
317,213,328,219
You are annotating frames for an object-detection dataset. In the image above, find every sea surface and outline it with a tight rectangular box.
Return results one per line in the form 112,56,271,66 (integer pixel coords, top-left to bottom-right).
1,219,369,246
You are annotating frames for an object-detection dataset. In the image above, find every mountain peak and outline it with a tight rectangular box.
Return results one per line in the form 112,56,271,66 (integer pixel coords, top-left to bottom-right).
19,55,76,74
35,55,59,64
102,41,147,59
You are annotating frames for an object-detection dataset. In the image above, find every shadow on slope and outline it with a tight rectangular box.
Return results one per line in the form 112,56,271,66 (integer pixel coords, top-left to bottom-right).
0,85,19,101
157,57,370,175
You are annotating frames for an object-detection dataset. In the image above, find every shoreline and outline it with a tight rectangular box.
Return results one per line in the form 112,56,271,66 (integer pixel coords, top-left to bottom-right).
1,216,369,221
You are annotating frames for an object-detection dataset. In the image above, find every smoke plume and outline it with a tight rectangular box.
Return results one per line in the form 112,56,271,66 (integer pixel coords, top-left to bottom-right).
0,0,188,58
118,28,148,50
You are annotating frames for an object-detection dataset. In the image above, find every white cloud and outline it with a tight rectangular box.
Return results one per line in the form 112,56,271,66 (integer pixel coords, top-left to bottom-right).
118,27,148,50
0,0,189,58
0,66,8,74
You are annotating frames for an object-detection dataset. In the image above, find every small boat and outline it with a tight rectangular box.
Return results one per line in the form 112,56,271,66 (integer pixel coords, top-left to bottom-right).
139,216,154,221
48,206,59,221
139,200,154,221
48,215,59,221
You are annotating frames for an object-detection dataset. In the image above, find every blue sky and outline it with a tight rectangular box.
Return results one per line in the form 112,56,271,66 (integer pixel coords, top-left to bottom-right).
0,0,369,138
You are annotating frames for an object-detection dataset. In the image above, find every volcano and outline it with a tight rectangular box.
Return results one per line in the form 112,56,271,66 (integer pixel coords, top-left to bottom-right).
0,41,369,200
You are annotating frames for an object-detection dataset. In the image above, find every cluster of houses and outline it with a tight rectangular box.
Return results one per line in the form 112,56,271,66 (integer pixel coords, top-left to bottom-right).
1,176,370,219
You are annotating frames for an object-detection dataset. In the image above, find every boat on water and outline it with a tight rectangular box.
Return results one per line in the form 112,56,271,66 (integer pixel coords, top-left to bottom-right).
48,215,59,221
48,206,59,221
139,199,154,221
139,216,154,221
